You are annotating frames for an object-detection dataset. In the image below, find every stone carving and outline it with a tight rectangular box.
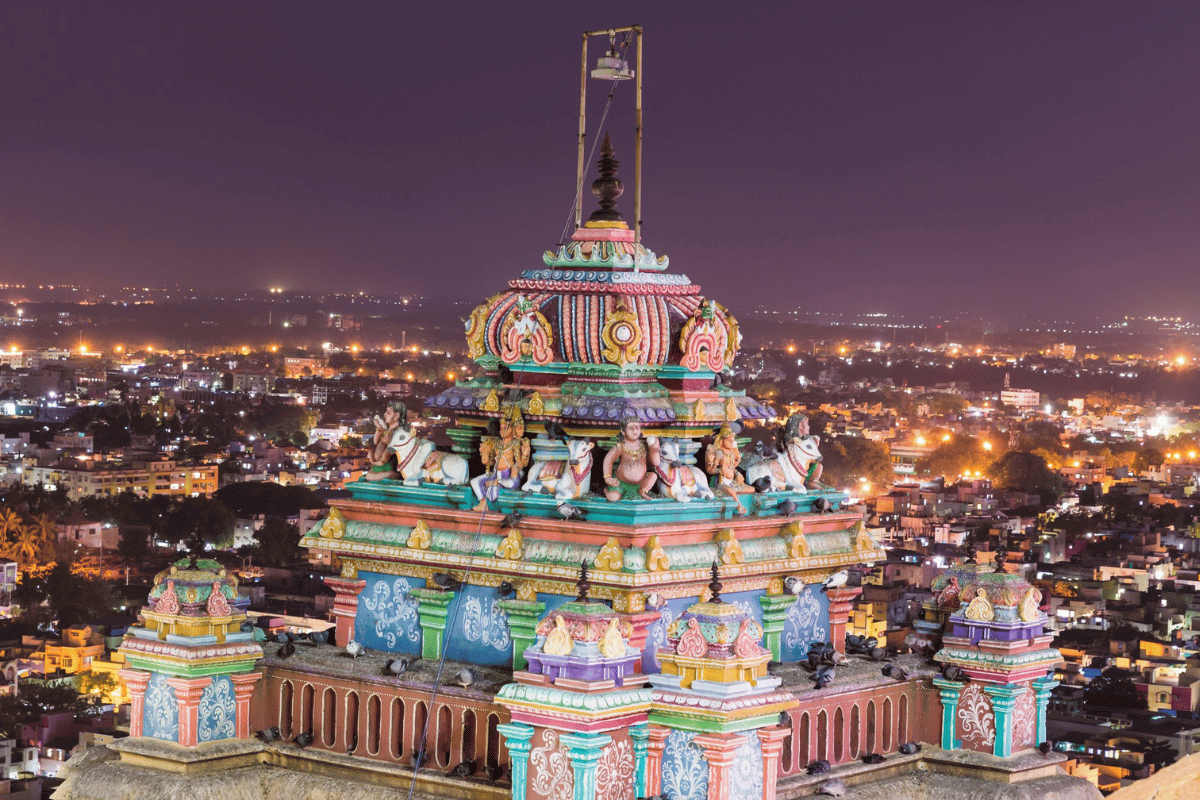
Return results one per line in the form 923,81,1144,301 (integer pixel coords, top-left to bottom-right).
388,424,470,487
958,683,996,749
660,730,708,800
600,297,643,365
523,438,595,500
366,402,404,481
543,615,573,656
144,673,178,741
198,676,236,743
496,528,524,560
644,536,670,572
360,577,422,647
705,424,755,514
1019,587,1042,622
155,580,180,615
407,519,431,550
530,728,574,800
595,737,635,800
206,581,231,617
853,520,876,551
716,528,744,565
594,537,625,571
964,588,995,622
499,294,554,366
599,618,626,658
603,417,659,501
743,413,823,491
655,438,715,502
676,618,707,658
730,734,764,800
783,521,809,558
472,406,531,510
936,576,961,608
678,299,739,373
461,594,511,653
733,618,765,658
320,507,346,539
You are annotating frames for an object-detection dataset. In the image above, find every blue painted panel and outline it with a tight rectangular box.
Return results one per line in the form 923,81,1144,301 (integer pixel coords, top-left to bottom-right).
443,583,512,666
356,571,425,655
143,673,178,742
660,729,708,800
198,675,236,742
730,731,764,797
780,584,831,662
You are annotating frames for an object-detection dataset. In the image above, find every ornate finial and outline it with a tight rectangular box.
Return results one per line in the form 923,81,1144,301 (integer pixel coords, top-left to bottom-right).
587,132,624,223
993,546,1007,573
965,544,977,564
575,560,592,602
709,561,723,604
185,530,205,570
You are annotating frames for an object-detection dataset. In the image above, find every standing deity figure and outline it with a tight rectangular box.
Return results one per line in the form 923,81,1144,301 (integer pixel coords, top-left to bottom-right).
705,424,755,515
602,416,660,501
471,407,531,511
365,402,405,481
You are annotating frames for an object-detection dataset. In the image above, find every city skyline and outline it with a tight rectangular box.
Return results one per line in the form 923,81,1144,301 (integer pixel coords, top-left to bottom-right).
2,2,1197,321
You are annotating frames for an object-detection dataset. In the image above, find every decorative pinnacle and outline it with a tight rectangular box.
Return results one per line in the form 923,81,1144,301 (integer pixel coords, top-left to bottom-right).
965,544,977,565
709,561,723,604
185,531,205,570
994,547,1007,573
587,132,625,223
575,560,592,602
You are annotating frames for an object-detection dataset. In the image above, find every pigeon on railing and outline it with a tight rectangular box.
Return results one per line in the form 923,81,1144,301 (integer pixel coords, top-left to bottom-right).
255,726,280,742
293,731,314,748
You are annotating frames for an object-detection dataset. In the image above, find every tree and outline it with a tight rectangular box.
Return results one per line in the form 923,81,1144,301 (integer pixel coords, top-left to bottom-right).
820,436,894,493
250,519,304,566
917,436,992,480
78,670,119,705
0,507,21,545
987,451,1064,504
1083,667,1148,711
117,526,149,560
1133,447,1165,474
164,497,235,549
0,680,93,740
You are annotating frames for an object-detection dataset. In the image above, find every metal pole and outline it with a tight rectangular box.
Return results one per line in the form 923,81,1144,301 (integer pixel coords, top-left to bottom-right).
634,26,643,246
576,33,589,231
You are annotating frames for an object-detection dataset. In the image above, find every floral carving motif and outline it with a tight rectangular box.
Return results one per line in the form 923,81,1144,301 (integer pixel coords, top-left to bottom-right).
155,580,180,615
964,588,995,622
595,738,635,800
320,507,345,539
496,528,524,560
594,537,625,571
407,519,431,549
360,577,422,647
958,683,996,749
461,594,511,652
144,673,178,741
783,586,828,659
733,618,766,658
644,536,670,572
206,581,232,617
676,618,708,658
530,728,574,800
783,521,809,558
198,677,236,742
716,528,744,565
660,730,708,800
1011,686,1036,750
1019,587,1042,622
730,734,763,800
499,294,554,366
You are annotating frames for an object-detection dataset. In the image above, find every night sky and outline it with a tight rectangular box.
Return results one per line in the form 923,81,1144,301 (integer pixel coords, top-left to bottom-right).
2,2,1197,321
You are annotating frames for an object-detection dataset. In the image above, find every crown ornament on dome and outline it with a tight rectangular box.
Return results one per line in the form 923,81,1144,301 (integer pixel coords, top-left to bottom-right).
587,132,624,224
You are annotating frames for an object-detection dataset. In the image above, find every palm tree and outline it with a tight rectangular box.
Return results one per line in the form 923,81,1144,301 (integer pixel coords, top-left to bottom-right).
0,508,21,545
13,524,41,565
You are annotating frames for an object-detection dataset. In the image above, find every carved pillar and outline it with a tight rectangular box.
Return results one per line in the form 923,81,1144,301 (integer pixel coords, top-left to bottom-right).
629,723,650,799
693,732,746,800
618,609,662,674
644,724,670,798
230,671,263,740
323,576,366,648
561,732,612,800
932,678,963,751
759,594,795,662
983,684,1022,758
758,726,792,800
119,668,151,738
410,587,456,660
496,723,534,800
1031,676,1059,748
497,599,545,671
825,586,862,656
166,676,212,747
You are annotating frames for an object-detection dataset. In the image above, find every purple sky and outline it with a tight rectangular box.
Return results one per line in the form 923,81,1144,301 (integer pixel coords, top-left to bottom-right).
1,2,1197,321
